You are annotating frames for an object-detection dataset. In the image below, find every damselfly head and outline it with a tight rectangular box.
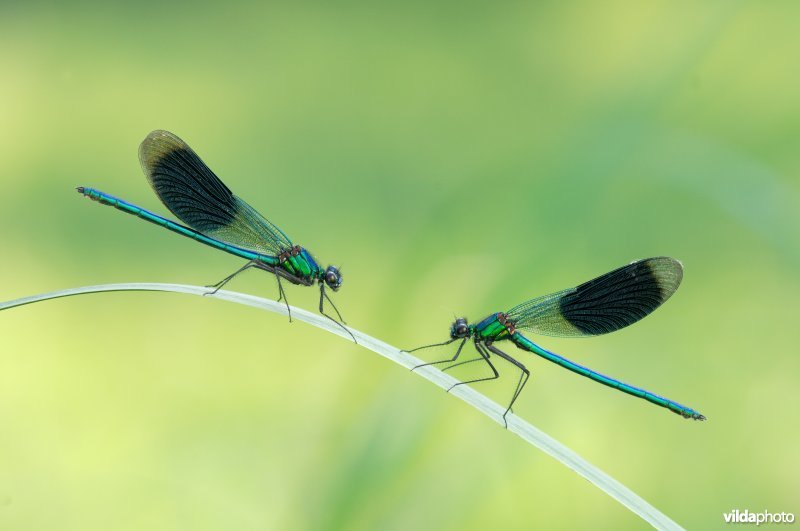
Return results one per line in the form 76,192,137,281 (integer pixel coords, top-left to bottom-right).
324,266,342,291
450,317,470,339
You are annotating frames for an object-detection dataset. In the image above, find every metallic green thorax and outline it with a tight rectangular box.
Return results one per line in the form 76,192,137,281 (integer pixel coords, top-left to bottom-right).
473,313,514,342
278,245,323,282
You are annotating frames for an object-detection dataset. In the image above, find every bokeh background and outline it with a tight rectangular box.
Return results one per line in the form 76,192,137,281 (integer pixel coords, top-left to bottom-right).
1,2,798,529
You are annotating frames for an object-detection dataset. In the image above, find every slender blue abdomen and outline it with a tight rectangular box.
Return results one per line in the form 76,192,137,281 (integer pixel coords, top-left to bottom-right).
77,187,279,266
509,332,705,420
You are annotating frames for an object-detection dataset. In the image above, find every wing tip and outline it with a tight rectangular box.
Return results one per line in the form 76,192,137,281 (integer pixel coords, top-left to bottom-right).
641,256,684,302
139,130,188,173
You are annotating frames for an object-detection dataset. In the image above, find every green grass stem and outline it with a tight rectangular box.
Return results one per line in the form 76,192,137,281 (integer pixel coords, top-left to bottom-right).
1,283,683,530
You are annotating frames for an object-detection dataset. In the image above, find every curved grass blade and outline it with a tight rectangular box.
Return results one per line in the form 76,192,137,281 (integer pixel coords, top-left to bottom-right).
0,282,684,531
140,130,293,255
507,257,683,337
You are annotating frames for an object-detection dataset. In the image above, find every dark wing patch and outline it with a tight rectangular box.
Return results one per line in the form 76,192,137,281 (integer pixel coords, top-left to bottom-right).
139,130,292,254
140,130,236,233
506,257,683,337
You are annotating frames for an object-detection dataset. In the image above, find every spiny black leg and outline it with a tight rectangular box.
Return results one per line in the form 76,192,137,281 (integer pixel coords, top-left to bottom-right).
205,260,259,295
486,343,531,424
320,287,346,324
319,284,357,344
403,338,457,354
447,340,500,393
271,267,291,321
244,262,294,320
440,356,485,372
412,337,467,371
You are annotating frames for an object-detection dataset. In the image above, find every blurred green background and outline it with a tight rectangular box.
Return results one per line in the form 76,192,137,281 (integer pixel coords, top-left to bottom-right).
1,1,798,529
